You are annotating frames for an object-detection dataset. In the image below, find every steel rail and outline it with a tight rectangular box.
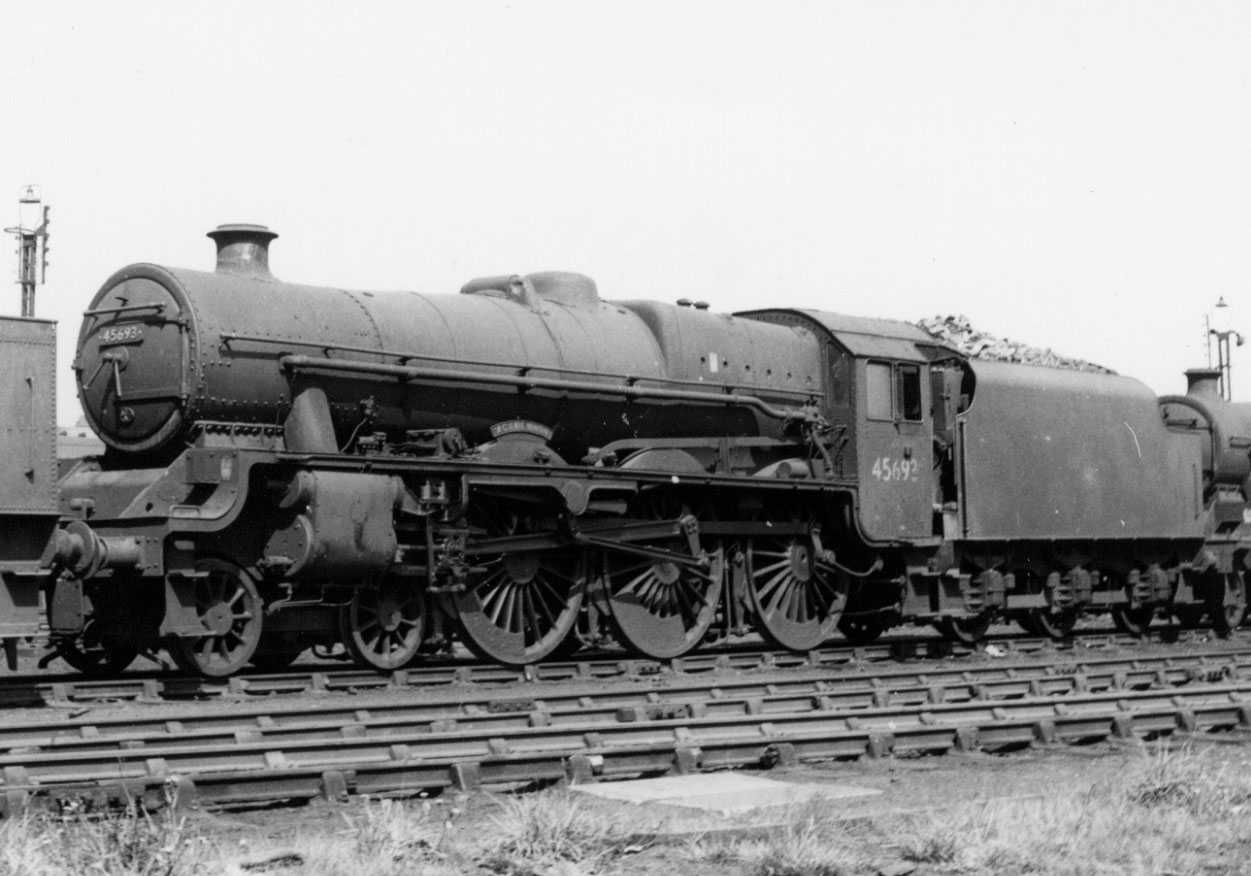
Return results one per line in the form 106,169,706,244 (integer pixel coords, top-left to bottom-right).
5,652,1248,757
1,679,1248,814
9,627,1233,707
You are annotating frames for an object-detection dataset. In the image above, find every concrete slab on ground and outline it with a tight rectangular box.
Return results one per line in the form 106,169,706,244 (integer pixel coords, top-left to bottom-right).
571,772,880,813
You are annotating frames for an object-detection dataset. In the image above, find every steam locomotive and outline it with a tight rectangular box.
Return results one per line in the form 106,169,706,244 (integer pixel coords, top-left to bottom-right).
0,224,1246,677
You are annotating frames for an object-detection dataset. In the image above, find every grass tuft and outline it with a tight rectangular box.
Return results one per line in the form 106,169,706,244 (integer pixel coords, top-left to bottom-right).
479,790,638,874
0,803,207,876
894,744,1251,874
1120,745,1251,818
686,797,865,876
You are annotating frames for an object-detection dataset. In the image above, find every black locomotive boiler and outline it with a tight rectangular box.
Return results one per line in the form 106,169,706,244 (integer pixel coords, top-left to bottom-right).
2,223,1247,677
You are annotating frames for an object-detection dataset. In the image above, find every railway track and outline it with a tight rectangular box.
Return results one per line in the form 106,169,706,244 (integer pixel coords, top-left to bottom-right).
7,625,1228,707
2,647,1249,814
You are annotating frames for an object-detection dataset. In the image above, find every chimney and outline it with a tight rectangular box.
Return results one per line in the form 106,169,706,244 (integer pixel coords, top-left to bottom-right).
1185,367,1222,399
207,223,278,278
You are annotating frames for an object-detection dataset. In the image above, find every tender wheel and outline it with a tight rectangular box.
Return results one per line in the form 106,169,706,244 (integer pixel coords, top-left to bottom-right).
1014,612,1040,636
1222,572,1248,629
602,543,723,659
937,613,993,645
1111,606,1154,636
171,560,264,678
341,579,426,671
57,619,139,677
746,538,846,651
1174,606,1205,629
1025,608,1077,640
837,614,887,644
456,549,584,665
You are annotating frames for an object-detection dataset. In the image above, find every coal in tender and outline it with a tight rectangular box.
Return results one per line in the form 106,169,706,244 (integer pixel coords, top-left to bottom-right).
916,314,1114,374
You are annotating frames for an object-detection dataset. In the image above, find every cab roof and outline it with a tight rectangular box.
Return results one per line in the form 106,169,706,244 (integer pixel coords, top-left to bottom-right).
737,308,962,362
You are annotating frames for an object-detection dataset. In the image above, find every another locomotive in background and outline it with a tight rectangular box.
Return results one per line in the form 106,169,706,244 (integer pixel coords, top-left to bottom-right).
1,223,1247,677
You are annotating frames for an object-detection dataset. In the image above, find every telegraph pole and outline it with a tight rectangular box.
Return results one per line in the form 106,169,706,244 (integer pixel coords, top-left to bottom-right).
3,186,51,317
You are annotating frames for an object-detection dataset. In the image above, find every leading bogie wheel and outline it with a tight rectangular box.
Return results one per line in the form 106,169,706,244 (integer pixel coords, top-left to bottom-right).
601,542,723,659
58,619,139,677
746,537,846,651
455,549,585,665
171,559,264,678
341,579,426,671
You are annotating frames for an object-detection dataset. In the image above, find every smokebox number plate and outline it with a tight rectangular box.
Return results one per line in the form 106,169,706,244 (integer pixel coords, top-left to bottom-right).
98,324,145,346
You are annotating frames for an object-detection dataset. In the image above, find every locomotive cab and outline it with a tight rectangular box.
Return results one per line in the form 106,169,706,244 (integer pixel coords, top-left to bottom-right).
738,309,960,543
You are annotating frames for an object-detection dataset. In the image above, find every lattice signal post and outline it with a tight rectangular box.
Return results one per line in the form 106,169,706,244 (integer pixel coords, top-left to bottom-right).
3,186,51,317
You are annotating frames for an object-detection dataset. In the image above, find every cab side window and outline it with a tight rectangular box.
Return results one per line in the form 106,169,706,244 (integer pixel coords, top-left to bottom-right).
897,364,922,421
866,360,923,421
866,362,893,420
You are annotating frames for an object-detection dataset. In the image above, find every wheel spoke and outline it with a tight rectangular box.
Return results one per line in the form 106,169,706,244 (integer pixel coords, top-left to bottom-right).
754,558,790,576
542,565,578,586
681,578,710,608
476,568,507,598
670,578,693,625
509,584,526,636
522,588,543,643
763,571,792,615
486,583,511,626
604,540,722,660
748,539,844,650
492,584,515,629
457,513,583,663
534,575,564,611
612,560,654,579
530,577,559,628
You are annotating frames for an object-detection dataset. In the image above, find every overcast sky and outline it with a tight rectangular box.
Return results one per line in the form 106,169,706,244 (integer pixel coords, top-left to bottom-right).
3,1,1250,422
